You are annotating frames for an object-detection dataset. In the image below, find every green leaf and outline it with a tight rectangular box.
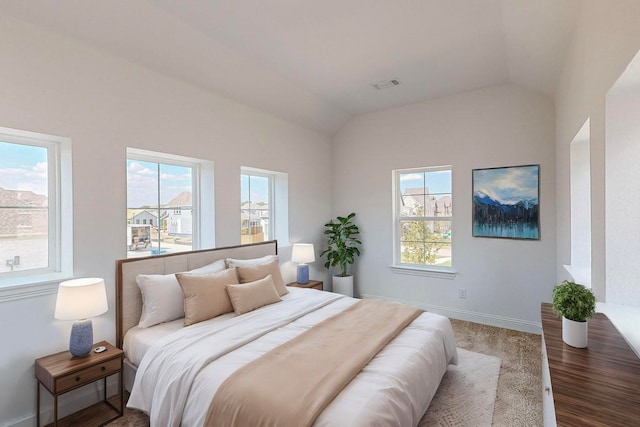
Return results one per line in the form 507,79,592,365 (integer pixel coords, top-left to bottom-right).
551,280,596,321
320,212,362,276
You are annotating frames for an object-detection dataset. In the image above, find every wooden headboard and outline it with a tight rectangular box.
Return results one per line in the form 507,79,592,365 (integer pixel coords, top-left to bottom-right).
115,240,278,348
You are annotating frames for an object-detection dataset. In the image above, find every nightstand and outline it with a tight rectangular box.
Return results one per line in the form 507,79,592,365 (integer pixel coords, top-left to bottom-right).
287,280,323,291
35,341,123,427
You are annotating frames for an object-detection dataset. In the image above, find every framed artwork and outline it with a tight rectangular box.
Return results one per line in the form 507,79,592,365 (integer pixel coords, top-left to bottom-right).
472,164,540,240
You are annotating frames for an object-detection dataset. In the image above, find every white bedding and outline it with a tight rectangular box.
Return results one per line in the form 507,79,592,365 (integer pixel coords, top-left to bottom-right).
127,288,458,427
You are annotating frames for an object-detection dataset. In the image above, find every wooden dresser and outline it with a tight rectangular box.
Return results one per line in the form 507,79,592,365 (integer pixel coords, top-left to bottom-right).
541,303,640,426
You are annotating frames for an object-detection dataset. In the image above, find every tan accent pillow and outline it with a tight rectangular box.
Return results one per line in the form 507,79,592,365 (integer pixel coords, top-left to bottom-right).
226,275,282,315
235,259,288,296
176,268,239,326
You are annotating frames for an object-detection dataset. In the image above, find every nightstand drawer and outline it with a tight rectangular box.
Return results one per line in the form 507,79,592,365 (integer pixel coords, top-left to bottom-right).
56,357,121,393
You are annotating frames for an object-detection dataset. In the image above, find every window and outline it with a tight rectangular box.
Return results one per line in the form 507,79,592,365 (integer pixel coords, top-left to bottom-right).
240,166,290,247
393,166,453,274
0,126,72,292
241,170,273,244
127,148,214,258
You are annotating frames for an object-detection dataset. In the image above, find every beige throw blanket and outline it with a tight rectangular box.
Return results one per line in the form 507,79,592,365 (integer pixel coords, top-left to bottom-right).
205,299,422,427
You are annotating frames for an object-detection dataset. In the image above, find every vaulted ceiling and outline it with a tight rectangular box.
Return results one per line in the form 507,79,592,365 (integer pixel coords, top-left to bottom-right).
0,0,581,134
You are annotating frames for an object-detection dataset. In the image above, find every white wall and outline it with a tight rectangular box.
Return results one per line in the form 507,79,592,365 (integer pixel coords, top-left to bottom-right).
0,16,332,426
606,90,640,306
331,83,556,332
555,0,640,301
555,0,640,353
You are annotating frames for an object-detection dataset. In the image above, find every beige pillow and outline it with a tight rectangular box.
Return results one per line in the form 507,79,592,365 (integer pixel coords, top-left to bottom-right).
235,259,288,296
176,268,239,326
226,275,282,315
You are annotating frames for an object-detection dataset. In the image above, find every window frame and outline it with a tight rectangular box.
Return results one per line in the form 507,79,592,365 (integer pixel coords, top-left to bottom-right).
126,148,215,258
391,166,456,279
240,168,275,243
0,126,73,299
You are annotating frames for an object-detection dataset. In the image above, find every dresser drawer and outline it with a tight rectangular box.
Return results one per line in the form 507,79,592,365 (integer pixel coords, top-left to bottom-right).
56,357,121,393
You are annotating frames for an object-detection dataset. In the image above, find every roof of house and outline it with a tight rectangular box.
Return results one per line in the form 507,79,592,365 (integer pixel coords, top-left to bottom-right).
0,187,47,207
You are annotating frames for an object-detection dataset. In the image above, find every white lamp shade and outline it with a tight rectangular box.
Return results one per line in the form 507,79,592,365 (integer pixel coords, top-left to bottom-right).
291,243,315,264
55,278,108,320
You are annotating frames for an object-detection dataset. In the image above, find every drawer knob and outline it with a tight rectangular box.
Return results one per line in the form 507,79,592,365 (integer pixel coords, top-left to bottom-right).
101,366,106,372
76,376,80,382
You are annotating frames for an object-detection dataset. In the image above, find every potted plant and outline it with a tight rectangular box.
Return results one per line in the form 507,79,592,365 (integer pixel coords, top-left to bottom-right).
320,212,361,296
552,280,596,348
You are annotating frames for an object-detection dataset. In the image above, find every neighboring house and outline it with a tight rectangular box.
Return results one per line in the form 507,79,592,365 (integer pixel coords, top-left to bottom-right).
0,187,47,237
240,202,269,243
129,210,158,227
127,192,193,236
164,192,193,237
165,206,192,236
401,188,452,234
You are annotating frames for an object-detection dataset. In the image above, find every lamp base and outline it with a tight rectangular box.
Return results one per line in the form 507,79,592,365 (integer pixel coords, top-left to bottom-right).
69,319,93,358
297,264,310,284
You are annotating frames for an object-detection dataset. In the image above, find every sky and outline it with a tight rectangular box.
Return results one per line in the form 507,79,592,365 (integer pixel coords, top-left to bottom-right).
127,160,192,207
0,142,268,208
241,174,269,204
400,170,451,195
0,141,48,196
473,165,538,204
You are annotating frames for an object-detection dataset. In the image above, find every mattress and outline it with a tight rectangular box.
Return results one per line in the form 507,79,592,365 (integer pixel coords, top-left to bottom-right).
126,287,457,426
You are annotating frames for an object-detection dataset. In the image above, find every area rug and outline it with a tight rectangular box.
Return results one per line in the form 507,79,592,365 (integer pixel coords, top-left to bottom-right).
418,348,502,427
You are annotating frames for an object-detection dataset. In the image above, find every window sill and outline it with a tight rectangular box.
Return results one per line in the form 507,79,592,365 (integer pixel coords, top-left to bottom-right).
0,275,69,303
389,265,457,280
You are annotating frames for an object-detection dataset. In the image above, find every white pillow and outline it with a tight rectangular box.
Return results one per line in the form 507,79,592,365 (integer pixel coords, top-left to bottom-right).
190,259,226,274
226,254,278,268
136,274,185,328
136,259,226,328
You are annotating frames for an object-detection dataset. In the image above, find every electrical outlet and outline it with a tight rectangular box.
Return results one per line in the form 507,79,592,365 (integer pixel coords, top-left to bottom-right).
458,288,467,299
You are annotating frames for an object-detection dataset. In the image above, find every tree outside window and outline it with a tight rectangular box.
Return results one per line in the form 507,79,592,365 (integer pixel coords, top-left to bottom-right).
395,167,452,267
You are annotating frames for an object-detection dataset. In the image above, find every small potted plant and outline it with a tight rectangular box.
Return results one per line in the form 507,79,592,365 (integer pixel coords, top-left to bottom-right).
320,212,361,296
552,280,596,348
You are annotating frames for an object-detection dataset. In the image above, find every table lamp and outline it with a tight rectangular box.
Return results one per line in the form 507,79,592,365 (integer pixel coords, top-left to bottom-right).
291,243,315,284
54,278,108,358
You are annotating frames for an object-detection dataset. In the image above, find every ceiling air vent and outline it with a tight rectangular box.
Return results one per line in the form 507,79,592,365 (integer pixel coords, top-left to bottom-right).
370,79,401,90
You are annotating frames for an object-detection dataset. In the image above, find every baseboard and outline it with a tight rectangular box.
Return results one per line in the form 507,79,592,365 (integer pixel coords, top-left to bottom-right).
360,293,542,335
6,376,119,427
3,415,30,427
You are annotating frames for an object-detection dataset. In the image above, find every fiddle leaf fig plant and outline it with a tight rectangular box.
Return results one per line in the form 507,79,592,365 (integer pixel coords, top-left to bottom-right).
552,280,596,322
320,212,361,277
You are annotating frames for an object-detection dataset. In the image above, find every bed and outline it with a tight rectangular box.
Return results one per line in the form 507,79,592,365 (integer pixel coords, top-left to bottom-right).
116,240,458,426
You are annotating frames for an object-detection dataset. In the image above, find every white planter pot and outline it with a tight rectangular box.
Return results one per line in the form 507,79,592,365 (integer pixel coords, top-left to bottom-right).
332,275,354,297
562,316,588,348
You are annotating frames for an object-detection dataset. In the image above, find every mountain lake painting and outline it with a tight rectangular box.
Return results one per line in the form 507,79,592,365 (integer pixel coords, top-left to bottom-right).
472,165,539,240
